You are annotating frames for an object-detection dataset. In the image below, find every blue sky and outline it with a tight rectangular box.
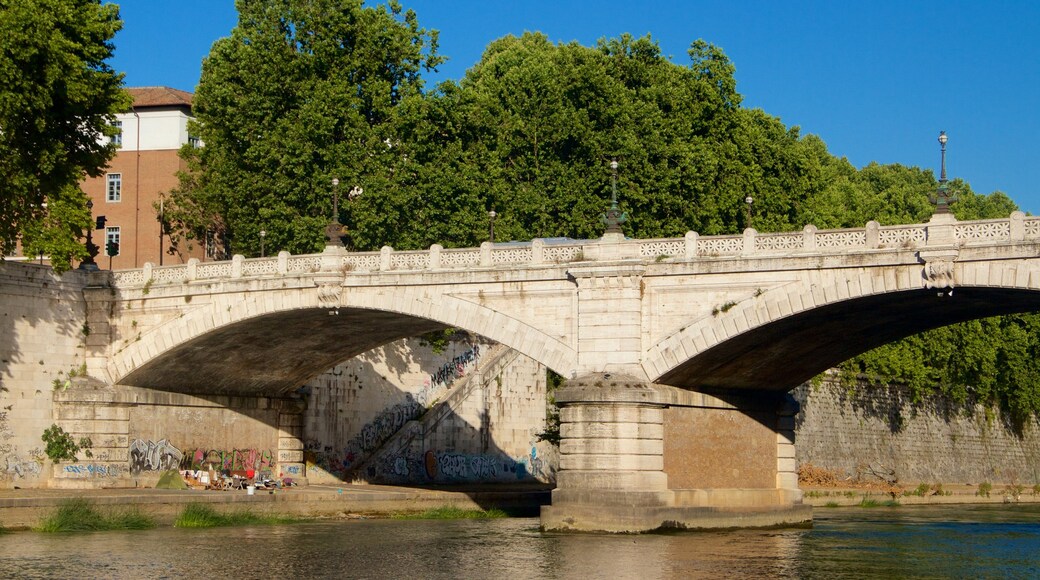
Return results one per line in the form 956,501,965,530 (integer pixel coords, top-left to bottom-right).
112,1,1040,215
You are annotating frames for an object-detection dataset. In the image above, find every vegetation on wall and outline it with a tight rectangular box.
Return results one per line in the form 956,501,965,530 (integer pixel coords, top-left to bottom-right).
41,424,93,463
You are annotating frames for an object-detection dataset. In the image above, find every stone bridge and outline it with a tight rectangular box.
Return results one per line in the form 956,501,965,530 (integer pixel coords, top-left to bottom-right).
79,211,1040,531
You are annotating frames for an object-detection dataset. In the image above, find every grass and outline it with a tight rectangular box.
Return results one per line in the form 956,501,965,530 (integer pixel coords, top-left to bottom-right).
36,498,155,532
173,502,300,528
823,501,840,508
858,498,900,508
390,506,508,520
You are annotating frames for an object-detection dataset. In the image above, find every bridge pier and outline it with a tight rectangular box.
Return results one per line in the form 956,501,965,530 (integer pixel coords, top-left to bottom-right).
541,374,811,533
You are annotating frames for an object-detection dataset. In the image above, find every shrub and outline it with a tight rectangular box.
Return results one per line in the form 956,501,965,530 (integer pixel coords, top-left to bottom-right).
41,424,92,463
976,482,992,497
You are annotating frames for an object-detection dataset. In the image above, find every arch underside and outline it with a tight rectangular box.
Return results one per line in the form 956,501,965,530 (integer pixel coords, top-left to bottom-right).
656,287,1040,392
119,308,446,396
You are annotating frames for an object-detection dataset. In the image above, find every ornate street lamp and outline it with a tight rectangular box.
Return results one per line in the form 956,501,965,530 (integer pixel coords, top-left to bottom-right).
79,199,100,271
488,209,497,243
602,159,627,235
326,177,343,247
933,131,956,214
259,229,266,258
745,195,754,229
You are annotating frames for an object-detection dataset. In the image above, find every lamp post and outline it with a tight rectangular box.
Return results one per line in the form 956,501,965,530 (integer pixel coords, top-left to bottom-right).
488,209,496,243
602,159,627,235
259,229,266,258
934,131,955,214
745,195,754,229
326,177,343,247
79,199,100,271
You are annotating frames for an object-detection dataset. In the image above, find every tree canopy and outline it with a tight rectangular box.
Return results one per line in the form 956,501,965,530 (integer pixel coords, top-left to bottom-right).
163,0,443,256
0,0,129,271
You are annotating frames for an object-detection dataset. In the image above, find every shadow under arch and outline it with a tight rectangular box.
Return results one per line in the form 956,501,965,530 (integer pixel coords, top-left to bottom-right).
655,285,1040,392
113,285,577,396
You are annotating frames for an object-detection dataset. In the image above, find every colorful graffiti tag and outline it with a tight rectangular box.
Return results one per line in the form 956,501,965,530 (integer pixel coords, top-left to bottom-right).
129,439,184,475
63,463,119,477
179,448,274,472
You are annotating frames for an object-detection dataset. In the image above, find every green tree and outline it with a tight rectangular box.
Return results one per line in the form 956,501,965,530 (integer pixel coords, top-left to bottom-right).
0,0,129,271
164,0,443,257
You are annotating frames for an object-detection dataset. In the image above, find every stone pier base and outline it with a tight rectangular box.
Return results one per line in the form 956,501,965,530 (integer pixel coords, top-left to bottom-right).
540,374,811,533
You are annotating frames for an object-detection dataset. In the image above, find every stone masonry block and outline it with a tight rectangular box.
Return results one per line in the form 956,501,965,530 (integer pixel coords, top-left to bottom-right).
556,470,669,491
561,405,663,424
560,454,664,472
560,437,662,456
562,422,664,440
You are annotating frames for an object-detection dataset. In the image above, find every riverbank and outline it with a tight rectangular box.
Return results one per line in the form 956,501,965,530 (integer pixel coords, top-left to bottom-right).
5,482,1040,531
0,483,552,530
802,482,1040,507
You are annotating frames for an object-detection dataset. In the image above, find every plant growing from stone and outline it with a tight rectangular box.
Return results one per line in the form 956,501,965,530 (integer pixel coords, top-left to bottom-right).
41,424,92,463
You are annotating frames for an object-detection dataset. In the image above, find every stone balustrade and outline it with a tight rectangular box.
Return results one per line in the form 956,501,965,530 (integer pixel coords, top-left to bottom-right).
110,212,1040,288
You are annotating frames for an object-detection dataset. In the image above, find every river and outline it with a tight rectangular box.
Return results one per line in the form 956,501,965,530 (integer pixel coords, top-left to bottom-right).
1,504,1038,578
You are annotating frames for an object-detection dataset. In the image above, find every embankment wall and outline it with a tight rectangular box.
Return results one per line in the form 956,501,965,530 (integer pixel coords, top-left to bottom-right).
794,381,1040,485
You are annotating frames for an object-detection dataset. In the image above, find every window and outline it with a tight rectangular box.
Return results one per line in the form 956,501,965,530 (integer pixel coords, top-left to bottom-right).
106,173,121,202
188,135,201,148
105,226,120,256
111,120,122,147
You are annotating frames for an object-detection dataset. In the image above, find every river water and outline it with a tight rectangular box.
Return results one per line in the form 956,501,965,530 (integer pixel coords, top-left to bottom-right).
1,504,1038,579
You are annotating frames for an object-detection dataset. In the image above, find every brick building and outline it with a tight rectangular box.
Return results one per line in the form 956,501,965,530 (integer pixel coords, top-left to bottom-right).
81,86,204,269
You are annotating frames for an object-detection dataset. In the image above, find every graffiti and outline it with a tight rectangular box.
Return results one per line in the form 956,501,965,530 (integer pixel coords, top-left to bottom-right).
179,448,274,472
129,439,183,475
0,410,12,457
368,451,527,484
63,463,119,477
5,454,42,479
428,346,481,387
284,465,301,475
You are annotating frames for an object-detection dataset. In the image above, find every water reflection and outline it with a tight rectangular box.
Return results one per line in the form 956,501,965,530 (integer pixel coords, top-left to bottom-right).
0,505,1038,579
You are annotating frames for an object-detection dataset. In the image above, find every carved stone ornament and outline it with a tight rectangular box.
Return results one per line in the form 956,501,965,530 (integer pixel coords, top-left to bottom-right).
317,283,342,308
923,257,955,289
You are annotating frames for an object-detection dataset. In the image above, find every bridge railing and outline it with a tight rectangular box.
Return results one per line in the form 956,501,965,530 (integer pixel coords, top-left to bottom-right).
109,212,1040,287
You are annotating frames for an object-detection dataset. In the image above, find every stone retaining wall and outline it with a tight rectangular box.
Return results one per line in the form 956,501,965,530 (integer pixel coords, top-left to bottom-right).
794,380,1040,485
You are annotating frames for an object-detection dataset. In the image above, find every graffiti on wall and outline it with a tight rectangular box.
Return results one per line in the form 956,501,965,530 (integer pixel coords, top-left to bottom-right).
427,346,481,388
179,448,274,473
63,463,119,477
129,439,184,475
304,397,424,477
365,449,540,485
4,451,42,479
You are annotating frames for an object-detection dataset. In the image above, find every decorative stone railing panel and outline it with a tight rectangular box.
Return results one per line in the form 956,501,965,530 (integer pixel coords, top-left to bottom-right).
639,239,684,258
1025,218,1040,238
242,257,278,276
543,245,583,263
697,235,742,256
389,251,429,271
954,220,1010,242
815,230,866,249
755,233,801,252
878,226,926,247
345,254,380,272
492,246,533,265
440,249,481,268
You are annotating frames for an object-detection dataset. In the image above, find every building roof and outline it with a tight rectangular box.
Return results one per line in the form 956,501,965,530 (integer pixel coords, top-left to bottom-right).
127,86,193,109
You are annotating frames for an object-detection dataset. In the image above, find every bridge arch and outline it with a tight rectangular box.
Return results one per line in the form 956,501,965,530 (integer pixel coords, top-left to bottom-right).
644,259,1040,391
110,283,577,395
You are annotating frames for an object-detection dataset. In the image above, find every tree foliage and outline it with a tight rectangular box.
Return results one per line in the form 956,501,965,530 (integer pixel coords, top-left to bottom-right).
163,0,443,256
0,0,129,271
